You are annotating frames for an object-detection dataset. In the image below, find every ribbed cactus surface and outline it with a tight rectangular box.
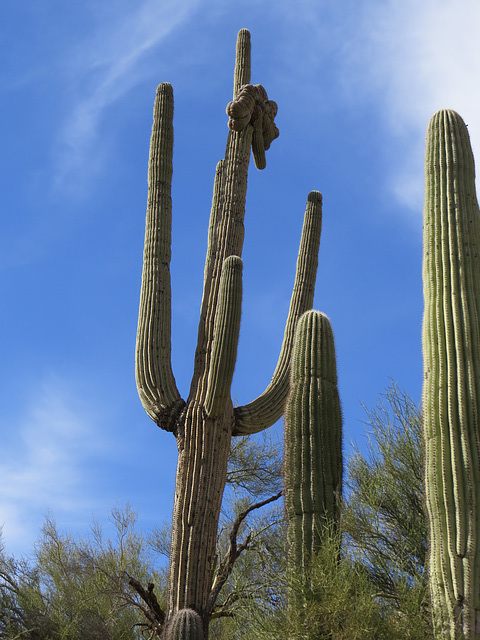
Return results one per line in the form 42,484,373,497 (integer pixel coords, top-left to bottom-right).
284,310,342,579
135,29,322,634
423,109,480,639
166,609,204,640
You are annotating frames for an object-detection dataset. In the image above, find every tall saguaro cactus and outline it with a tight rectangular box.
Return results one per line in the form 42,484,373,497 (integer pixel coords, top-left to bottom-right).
135,30,322,635
284,310,342,583
423,109,480,639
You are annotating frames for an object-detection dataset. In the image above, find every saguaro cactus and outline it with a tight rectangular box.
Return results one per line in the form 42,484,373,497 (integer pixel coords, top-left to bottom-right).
135,30,322,635
423,109,480,639
284,310,342,582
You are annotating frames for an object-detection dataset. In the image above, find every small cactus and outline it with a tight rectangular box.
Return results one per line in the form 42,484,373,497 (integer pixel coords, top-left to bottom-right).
166,609,204,640
284,310,343,581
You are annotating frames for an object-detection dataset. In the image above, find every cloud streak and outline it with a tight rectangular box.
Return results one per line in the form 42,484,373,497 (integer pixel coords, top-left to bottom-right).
0,374,111,555
337,0,480,213
53,0,201,193
51,0,480,210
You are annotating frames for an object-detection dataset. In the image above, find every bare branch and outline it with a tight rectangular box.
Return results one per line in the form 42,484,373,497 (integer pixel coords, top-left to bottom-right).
125,573,165,636
207,491,282,615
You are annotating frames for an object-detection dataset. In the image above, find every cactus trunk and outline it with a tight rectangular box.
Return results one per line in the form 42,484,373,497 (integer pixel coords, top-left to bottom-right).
136,30,322,636
284,310,342,584
423,109,480,639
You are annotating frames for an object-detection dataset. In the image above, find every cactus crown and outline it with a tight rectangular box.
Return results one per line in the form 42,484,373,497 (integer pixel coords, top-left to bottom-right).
290,309,338,385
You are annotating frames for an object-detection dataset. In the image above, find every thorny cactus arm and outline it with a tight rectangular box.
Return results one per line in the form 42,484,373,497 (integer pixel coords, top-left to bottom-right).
234,191,322,435
423,109,480,639
135,83,184,430
204,256,243,418
284,311,343,583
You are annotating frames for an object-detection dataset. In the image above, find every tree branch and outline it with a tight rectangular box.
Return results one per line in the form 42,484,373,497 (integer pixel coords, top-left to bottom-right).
207,491,282,615
126,574,165,631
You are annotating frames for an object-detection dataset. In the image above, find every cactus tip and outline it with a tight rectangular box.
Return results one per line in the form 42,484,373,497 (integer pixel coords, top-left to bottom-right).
307,191,322,204
156,82,173,95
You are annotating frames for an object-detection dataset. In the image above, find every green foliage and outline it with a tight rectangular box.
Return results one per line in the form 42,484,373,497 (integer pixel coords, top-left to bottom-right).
238,527,429,640
342,383,432,637
0,432,286,639
211,385,433,640
0,506,164,639
0,386,435,639
0,431,285,640
343,383,426,594
225,430,283,499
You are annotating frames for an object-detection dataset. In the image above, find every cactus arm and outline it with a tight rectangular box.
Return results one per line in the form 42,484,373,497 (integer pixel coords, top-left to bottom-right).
233,191,322,435
135,83,184,430
284,311,343,582
201,160,225,288
423,109,480,638
204,256,243,418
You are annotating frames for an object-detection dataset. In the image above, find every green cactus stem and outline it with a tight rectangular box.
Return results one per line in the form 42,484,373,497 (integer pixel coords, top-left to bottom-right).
423,109,480,639
204,256,243,419
135,29,322,635
234,190,323,435
166,609,204,640
284,310,343,582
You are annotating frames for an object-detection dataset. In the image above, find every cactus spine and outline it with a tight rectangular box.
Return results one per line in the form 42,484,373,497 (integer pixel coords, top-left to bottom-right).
423,109,480,639
166,609,204,640
135,30,322,635
284,310,343,582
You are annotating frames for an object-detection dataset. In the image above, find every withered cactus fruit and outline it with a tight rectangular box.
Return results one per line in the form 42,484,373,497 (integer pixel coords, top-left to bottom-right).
166,609,203,640
226,84,256,125
136,29,322,634
226,83,279,169
423,109,480,639
284,310,342,581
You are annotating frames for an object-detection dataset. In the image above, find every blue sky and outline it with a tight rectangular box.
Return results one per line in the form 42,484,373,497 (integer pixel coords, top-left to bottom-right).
2,0,480,558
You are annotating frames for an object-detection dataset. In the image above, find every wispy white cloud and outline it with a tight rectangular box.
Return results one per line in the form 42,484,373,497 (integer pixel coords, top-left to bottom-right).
53,0,201,193
35,0,480,216
0,374,111,555
337,0,480,213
